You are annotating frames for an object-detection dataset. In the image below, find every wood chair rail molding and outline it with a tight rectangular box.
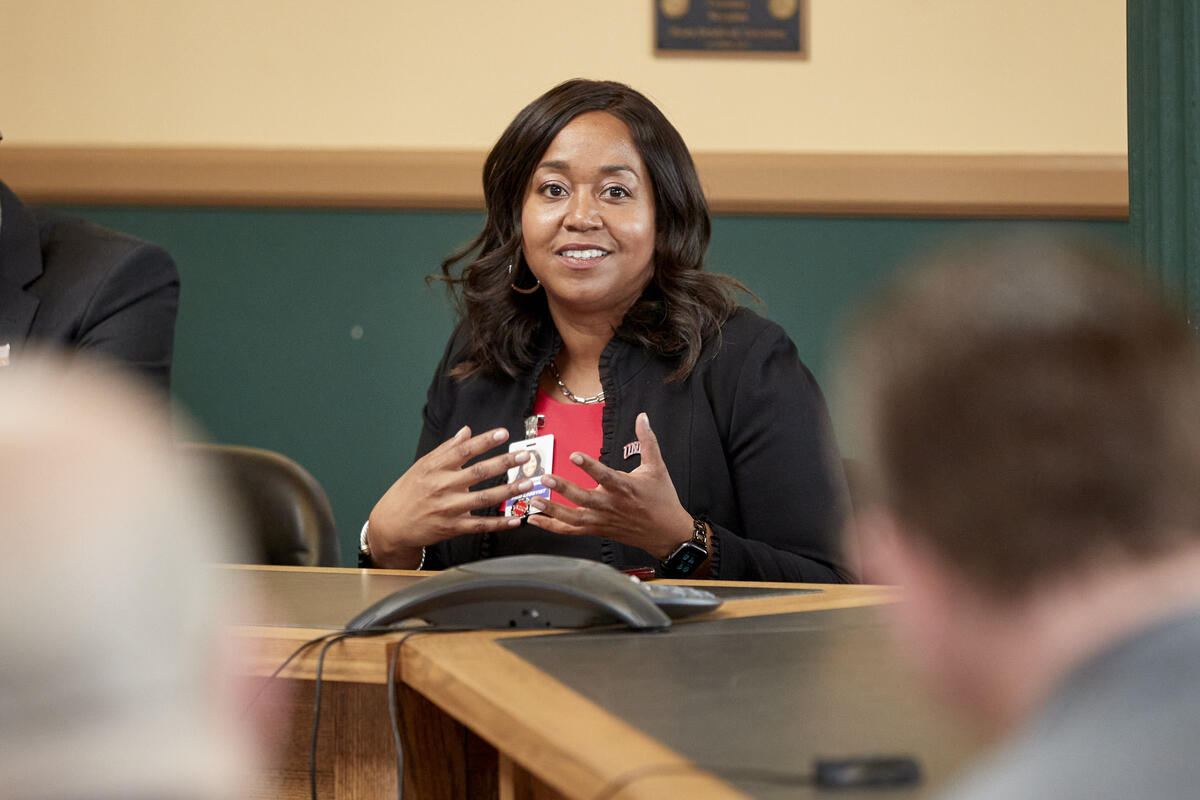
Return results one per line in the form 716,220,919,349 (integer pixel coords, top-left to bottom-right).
0,145,1127,218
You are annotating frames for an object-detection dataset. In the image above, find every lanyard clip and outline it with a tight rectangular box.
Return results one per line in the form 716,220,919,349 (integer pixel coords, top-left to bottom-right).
523,414,545,439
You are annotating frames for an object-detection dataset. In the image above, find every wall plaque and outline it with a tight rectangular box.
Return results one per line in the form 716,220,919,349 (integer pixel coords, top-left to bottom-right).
656,0,804,55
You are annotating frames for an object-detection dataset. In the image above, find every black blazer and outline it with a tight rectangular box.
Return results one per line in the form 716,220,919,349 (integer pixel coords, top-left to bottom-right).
415,309,854,582
0,180,179,391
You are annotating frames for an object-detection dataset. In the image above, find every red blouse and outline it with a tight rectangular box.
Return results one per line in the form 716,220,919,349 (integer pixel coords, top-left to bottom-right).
533,389,604,507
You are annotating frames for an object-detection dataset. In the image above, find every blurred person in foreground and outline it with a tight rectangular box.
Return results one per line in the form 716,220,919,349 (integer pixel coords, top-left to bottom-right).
364,79,851,581
838,236,1200,798
0,355,257,798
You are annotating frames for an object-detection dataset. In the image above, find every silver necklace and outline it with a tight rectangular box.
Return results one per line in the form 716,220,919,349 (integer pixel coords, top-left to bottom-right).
548,361,605,405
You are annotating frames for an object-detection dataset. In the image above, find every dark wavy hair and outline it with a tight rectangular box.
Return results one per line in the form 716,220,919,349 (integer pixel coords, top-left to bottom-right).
437,78,746,380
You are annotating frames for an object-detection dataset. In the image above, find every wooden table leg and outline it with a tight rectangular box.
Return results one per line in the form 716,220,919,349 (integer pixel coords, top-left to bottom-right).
251,679,399,800
397,681,498,799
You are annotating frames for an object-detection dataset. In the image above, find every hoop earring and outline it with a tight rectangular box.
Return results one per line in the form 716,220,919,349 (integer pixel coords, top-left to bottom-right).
508,260,542,295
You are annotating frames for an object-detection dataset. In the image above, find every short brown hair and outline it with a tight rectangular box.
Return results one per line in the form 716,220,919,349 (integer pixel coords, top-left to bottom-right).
840,236,1200,597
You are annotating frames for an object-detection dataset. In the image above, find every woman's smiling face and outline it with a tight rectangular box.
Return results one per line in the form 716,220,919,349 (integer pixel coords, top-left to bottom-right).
520,111,656,325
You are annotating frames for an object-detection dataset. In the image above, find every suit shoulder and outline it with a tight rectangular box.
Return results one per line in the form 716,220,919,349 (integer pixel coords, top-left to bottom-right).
34,209,176,278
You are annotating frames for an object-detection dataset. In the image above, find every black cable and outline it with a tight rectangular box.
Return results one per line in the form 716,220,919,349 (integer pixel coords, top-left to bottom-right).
384,626,482,800
387,629,426,800
310,631,356,800
286,624,477,800
246,625,431,800
241,630,348,718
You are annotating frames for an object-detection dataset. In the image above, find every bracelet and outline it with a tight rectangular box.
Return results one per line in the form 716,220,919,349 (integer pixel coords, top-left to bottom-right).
360,520,426,570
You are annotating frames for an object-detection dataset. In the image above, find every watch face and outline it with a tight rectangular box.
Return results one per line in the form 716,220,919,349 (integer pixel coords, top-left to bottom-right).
663,542,707,577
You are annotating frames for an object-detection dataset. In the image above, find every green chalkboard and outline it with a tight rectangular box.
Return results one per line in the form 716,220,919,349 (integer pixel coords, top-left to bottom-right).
52,205,1128,564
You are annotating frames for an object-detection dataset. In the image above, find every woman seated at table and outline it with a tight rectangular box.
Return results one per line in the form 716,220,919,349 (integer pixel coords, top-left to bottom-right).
362,79,852,582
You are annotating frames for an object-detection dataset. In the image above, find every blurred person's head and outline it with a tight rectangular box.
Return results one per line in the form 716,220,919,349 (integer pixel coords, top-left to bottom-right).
838,235,1200,735
0,355,255,798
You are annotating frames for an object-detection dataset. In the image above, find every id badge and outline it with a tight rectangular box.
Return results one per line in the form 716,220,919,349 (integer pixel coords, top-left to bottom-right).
502,434,553,517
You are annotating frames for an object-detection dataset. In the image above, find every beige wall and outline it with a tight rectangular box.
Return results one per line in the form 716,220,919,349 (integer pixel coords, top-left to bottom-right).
0,0,1124,155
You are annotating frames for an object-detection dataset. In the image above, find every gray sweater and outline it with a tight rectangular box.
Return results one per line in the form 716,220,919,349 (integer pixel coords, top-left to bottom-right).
939,609,1200,800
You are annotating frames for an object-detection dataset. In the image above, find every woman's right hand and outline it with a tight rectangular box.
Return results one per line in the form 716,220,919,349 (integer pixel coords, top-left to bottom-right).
366,426,532,568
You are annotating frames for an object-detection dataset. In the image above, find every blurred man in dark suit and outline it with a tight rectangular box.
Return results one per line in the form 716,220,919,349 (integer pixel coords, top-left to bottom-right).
0,178,179,390
839,237,1200,799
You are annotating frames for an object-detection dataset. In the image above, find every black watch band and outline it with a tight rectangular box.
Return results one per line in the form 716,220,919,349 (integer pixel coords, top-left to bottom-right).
658,518,709,578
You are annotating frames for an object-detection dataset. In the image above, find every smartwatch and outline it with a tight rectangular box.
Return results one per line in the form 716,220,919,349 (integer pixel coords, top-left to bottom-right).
658,518,709,578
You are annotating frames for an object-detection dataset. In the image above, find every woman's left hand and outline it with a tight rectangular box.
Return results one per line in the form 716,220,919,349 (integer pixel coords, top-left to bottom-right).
525,412,695,559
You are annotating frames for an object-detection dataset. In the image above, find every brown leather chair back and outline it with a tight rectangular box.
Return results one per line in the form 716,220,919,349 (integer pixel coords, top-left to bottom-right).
185,443,341,567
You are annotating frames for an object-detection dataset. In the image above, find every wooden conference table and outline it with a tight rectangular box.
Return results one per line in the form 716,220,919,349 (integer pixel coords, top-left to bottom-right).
225,565,977,800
